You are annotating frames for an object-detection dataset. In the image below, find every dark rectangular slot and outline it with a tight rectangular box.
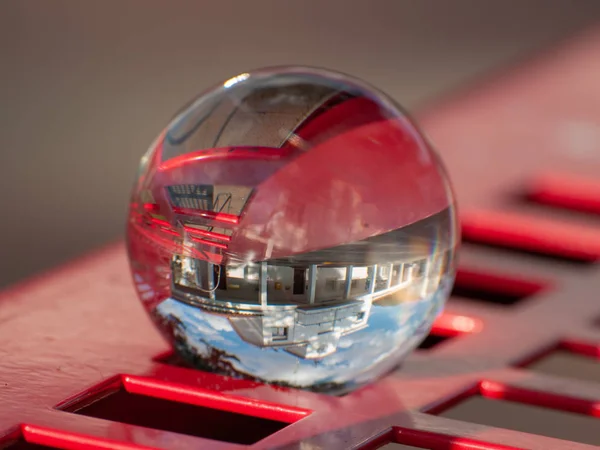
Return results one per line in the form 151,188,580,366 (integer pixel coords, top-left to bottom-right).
0,440,57,450
451,266,548,307
460,209,600,264
461,240,594,265
64,388,288,445
451,284,525,306
417,334,450,350
377,443,421,449
437,396,600,446
524,173,600,219
522,196,600,222
293,268,305,295
526,349,600,384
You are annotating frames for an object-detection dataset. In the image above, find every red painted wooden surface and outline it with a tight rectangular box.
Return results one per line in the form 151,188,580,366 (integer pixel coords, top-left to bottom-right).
2,27,600,450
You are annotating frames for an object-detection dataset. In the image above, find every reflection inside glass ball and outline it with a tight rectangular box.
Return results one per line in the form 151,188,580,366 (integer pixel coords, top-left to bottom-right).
127,66,459,394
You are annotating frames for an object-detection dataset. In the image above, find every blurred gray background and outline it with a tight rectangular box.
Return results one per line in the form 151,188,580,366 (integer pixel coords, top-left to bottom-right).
1,0,600,288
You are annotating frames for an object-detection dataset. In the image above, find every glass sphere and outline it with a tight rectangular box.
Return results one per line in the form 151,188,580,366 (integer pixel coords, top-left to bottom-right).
126,66,459,395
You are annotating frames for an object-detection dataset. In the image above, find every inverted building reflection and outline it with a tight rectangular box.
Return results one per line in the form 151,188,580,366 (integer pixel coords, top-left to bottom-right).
133,176,453,360
170,242,451,359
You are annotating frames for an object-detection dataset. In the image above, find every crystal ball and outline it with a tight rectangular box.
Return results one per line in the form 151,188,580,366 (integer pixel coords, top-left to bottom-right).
126,66,459,394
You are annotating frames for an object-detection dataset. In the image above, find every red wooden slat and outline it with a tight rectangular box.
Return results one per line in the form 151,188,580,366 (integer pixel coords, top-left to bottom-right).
561,340,600,359
431,312,483,337
189,236,229,250
172,206,240,225
454,267,549,297
480,381,600,418
121,375,312,424
21,424,155,450
392,426,522,450
528,173,600,215
183,225,231,242
461,209,600,261
158,147,293,172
